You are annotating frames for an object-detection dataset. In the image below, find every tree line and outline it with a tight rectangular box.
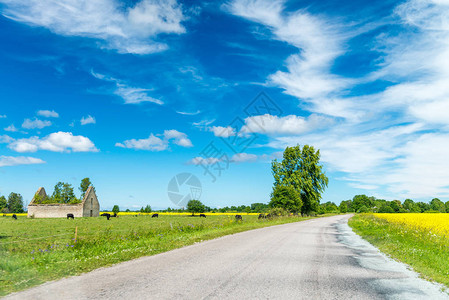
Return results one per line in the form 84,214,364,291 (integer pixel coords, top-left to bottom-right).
1,178,94,213
339,195,449,213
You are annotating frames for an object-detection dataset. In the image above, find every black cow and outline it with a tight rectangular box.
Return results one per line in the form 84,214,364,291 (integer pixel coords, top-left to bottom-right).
101,213,111,220
235,215,243,221
67,213,74,219
266,213,273,219
151,213,159,218
258,213,266,219
199,214,206,218
12,214,17,220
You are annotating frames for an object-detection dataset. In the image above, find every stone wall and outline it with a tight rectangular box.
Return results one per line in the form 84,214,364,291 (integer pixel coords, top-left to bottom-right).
28,204,84,218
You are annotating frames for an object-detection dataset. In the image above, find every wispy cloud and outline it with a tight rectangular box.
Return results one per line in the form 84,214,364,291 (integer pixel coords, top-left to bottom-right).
0,115,6,118
37,110,59,118
176,110,201,116
227,0,449,199
4,124,18,132
0,155,45,167
227,0,350,113
91,71,163,105
80,115,96,125
22,118,52,129
3,132,98,153
0,0,186,54
116,129,192,151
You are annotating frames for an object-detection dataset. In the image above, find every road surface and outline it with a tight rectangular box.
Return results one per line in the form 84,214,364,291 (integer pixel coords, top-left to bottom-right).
5,215,448,299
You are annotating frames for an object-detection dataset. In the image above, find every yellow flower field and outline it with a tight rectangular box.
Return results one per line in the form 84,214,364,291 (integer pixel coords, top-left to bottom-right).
374,213,449,237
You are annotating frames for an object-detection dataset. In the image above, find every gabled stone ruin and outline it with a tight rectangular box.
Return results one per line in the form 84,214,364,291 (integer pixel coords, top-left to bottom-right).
27,186,100,218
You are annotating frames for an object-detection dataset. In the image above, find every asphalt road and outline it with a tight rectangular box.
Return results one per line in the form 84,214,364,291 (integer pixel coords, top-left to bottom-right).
5,215,448,300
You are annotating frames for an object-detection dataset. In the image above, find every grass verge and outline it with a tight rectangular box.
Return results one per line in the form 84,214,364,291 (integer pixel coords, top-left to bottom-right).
349,214,449,288
0,214,331,296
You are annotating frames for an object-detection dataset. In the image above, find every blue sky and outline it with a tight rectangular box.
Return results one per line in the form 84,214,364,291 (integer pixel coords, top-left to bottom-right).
1,0,449,210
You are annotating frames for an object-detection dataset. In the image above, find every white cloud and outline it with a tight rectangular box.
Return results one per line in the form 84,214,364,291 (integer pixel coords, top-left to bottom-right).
230,153,258,163
116,129,192,151
80,115,96,125
241,114,333,136
208,126,236,138
0,115,6,118
0,0,186,54
37,110,59,118
228,0,349,109
163,129,193,147
91,71,163,105
0,135,14,144
176,110,201,115
4,124,18,132
0,155,45,167
22,118,52,129
115,134,167,151
7,131,98,153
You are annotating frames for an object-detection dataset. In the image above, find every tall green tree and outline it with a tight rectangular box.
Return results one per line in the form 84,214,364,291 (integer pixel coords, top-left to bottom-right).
187,200,205,215
7,192,24,213
430,198,445,212
79,177,92,198
269,185,302,213
271,145,328,215
112,205,120,214
0,195,8,212
52,182,64,203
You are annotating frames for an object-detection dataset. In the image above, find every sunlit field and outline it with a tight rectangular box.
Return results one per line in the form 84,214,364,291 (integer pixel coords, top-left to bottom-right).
373,213,449,237
349,214,449,289
0,213,317,296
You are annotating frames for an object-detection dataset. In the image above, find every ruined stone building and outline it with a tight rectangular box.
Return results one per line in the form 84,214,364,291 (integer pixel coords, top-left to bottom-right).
27,186,100,218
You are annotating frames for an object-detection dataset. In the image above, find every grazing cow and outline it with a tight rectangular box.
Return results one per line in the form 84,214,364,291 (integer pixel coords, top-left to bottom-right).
235,214,243,221
101,213,111,220
258,214,266,219
12,214,17,220
266,213,273,219
67,213,74,219
151,213,159,218
199,214,206,218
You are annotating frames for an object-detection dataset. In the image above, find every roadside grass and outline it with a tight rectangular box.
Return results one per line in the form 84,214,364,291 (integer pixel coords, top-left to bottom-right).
0,214,330,296
349,214,449,289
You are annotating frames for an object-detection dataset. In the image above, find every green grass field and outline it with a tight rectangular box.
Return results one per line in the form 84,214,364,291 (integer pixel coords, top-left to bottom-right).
0,214,320,296
349,214,449,289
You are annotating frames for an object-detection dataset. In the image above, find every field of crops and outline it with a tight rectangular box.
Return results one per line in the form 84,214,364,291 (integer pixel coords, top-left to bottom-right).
349,213,449,289
0,213,313,296
373,213,449,237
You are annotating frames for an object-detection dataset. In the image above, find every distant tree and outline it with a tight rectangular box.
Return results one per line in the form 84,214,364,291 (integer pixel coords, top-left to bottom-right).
445,201,449,213
430,198,445,213
52,182,64,203
417,202,430,212
323,201,338,213
270,185,302,213
79,177,92,198
7,192,24,213
62,183,78,203
112,205,120,214
0,195,7,212
245,206,251,214
389,200,403,213
143,205,152,213
251,203,268,213
357,205,369,213
339,201,348,213
187,200,205,215
125,209,131,212
378,204,394,213
271,145,328,215
403,199,416,212
352,195,373,212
